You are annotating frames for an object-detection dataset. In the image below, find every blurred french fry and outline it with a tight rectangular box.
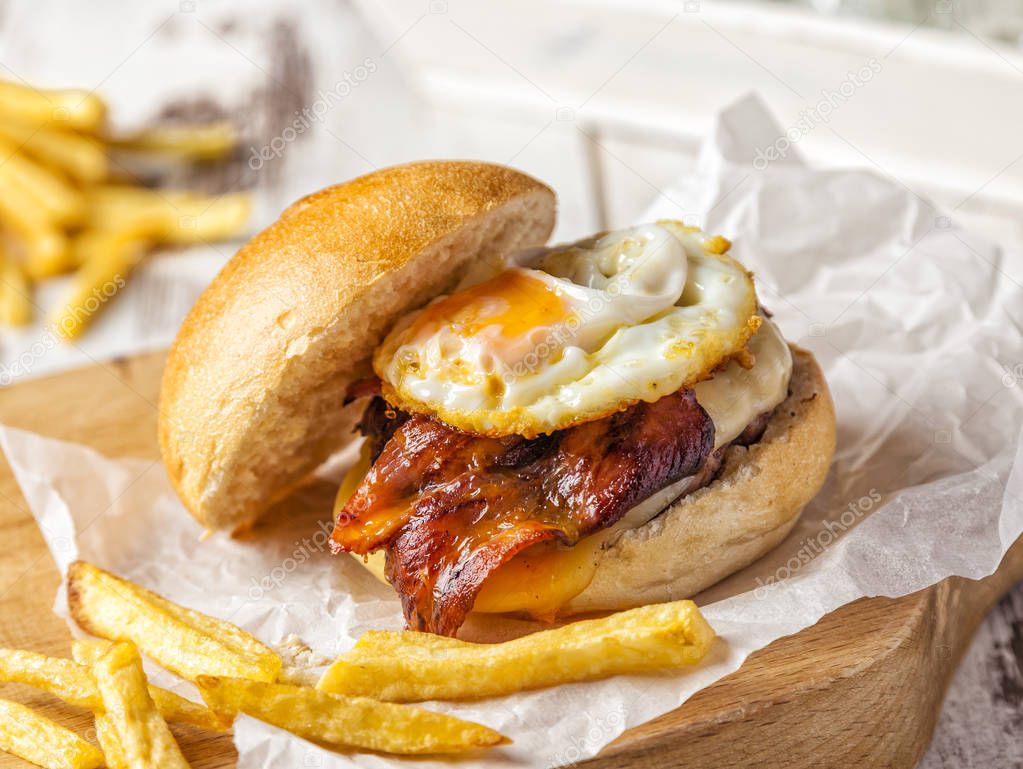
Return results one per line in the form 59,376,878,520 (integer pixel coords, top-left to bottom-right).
0,76,248,342
0,173,70,279
0,252,32,325
0,646,229,732
69,228,126,269
20,231,69,280
110,122,237,161
0,122,107,184
197,676,507,755
0,136,85,225
87,186,251,244
50,229,142,340
317,600,717,702
66,561,282,682
0,79,105,132
0,697,104,769
83,187,175,239
89,641,191,769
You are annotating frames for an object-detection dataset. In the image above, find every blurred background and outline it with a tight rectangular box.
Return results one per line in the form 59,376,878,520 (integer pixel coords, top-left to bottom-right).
0,1,1019,766
0,0,1021,376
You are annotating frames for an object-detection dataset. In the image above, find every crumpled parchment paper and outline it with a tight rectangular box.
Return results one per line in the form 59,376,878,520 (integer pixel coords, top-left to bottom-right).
2,95,1022,768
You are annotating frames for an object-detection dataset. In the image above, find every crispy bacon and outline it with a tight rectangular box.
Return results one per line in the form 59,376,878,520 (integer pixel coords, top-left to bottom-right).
331,389,714,636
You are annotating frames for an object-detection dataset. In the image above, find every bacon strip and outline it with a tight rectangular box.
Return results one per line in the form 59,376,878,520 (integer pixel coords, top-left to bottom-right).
331,390,714,636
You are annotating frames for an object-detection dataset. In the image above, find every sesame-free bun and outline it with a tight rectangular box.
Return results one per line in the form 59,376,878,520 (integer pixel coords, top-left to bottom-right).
561,345,835,614
159,161,556,532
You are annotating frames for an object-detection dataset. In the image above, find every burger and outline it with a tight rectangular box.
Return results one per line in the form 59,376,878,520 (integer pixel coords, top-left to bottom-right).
159,161,835,637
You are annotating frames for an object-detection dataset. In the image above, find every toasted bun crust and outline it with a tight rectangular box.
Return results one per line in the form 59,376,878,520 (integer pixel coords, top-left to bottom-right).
159,161,556,532
561,344,835,614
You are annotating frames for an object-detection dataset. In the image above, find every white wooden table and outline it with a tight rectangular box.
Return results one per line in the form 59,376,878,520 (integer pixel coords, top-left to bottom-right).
0,1,1020,765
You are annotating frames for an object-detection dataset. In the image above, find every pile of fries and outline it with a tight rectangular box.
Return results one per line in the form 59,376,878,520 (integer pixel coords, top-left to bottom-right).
0,79,250,339
0,561,715,767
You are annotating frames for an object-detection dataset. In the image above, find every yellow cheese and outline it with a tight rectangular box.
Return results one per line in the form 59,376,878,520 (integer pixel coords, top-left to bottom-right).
335,440,602,616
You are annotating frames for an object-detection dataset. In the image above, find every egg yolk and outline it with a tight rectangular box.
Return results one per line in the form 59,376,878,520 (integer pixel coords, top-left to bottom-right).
407,269,569,342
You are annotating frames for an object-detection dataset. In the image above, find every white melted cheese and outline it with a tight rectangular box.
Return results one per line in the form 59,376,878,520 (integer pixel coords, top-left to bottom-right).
609,315,791,535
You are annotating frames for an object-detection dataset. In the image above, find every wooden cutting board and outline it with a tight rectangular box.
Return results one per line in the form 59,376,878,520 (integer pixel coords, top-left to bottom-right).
0,351,1020,769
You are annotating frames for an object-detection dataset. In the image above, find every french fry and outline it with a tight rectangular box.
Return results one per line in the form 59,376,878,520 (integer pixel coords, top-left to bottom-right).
89,641,191,769
0,137,85,225
66,561,282,682
67,643,129,769
68,227,141,269
51,229,144,340
197,676,507,755
0,697,104,769
76,638,230,728
0,171,70,279
0,646,229,732
317,600,717,702
0,76,248,341
86,186,251,244
91,713,127,769
0,122,107,184
110,123,237,161
0,79,105,132
0,648,98,708
0,253,33,325
19,231,69,280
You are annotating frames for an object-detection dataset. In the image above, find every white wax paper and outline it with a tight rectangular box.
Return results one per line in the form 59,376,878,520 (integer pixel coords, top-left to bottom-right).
3,96,1023,768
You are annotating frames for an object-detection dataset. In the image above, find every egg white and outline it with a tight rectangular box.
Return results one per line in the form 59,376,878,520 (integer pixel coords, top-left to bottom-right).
374,221,760,437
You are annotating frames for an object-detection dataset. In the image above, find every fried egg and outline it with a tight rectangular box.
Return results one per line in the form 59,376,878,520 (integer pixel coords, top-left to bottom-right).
373,221,760,437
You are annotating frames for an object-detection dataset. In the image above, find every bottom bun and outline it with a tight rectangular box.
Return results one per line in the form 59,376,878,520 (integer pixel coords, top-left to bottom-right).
560,344,835,615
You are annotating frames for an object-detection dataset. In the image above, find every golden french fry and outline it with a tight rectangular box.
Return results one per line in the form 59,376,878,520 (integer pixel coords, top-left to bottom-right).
68,228,135,269
87,186,251,244
20,231,70,280
0,172,71,279
51,229,142,340
0,122,107,184
0,697,104,769
197,676,507,755
66,642,129,769
156,693,227,734
89,641,191,769
66,561,282,682
91,713,127,769
0,254,33,325
149,687,228,733
0,648,98,708
0,646,229,732
0,79,105,131
110,122,237,161
318,600,716,702
0,137,85,225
